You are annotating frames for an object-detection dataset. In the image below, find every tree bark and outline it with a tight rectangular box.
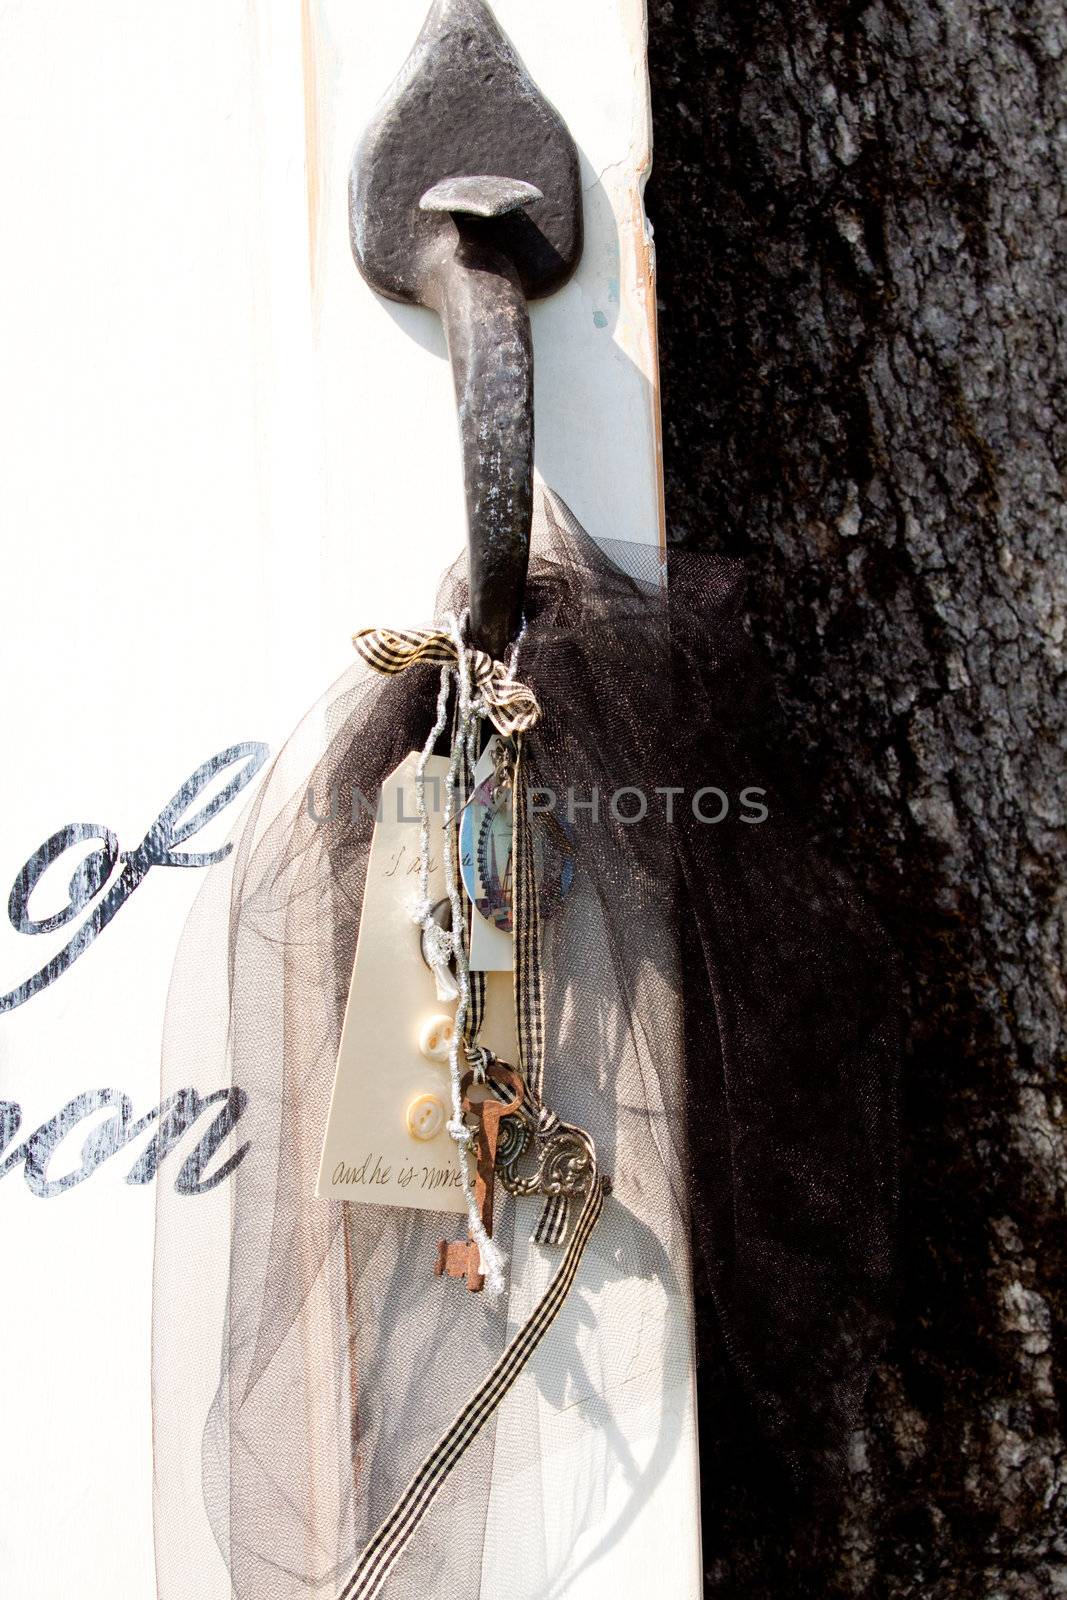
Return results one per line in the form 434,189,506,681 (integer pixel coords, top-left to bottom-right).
647,2,1066,1594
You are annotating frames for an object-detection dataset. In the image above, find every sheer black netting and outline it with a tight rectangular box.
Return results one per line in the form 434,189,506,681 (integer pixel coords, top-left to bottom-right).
152,488,898,1599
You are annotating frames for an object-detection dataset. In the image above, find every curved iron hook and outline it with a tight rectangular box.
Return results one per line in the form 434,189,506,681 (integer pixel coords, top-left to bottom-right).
349,0,583,658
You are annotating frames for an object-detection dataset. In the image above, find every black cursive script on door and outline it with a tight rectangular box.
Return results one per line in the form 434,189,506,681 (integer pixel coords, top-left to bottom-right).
0,741,270,1199
1,741,269,1012
0,1084,249,1197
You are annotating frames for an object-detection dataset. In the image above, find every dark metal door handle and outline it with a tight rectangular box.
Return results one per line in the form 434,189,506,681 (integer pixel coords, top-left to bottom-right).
349,0,583,658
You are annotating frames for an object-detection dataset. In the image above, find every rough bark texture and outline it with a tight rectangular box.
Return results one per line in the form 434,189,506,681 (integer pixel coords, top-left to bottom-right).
646,2,1066,1594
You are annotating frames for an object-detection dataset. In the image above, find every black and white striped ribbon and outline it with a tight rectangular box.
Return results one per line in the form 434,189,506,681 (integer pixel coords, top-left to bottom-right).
338,1169,605,1600
511,734,545,1101
353,625,541,739
464,969,486,1055
509,734,575,1246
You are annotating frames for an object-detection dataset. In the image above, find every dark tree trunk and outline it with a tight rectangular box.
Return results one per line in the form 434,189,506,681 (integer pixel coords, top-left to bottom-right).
647,2,1066,1594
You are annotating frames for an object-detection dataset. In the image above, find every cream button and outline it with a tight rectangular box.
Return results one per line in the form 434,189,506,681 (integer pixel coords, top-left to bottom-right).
418,1013,455,1064
407,1093,446,1142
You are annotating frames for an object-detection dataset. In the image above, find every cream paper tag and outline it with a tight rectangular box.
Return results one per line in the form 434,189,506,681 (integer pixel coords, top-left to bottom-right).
315,751,517,1212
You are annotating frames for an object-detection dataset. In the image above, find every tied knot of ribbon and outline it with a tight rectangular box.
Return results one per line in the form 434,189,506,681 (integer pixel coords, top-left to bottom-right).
353,626,540,739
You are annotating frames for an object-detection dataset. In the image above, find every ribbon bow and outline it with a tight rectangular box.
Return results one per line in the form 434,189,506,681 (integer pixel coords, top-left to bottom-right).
353,626,540,738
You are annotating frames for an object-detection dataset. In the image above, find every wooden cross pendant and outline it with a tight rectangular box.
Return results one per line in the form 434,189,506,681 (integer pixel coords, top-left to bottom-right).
435,1065,523,1292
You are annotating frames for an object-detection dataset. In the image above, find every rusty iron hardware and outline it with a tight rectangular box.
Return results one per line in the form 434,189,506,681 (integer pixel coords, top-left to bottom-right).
349,0,583,658
434,1064,524,1292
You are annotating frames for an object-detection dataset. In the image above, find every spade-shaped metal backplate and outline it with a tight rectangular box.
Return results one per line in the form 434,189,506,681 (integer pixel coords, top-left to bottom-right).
350,0,582,307
349,0,584,657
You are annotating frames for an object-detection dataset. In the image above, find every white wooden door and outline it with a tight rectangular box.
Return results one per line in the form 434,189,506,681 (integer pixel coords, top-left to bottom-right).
0,4,699,1596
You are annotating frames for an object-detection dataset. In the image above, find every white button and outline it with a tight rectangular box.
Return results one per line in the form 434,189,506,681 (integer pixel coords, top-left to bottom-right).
418,1013,455,1064
407,1094,446,1141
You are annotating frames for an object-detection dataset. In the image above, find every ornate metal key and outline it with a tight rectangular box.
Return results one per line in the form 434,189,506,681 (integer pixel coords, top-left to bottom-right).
435,1064,523,1292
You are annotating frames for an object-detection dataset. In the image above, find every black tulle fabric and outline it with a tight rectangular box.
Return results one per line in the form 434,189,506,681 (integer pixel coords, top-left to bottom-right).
152,489,898,1599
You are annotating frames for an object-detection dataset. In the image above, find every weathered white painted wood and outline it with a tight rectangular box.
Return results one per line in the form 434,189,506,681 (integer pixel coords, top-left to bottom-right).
0,4,697,1596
